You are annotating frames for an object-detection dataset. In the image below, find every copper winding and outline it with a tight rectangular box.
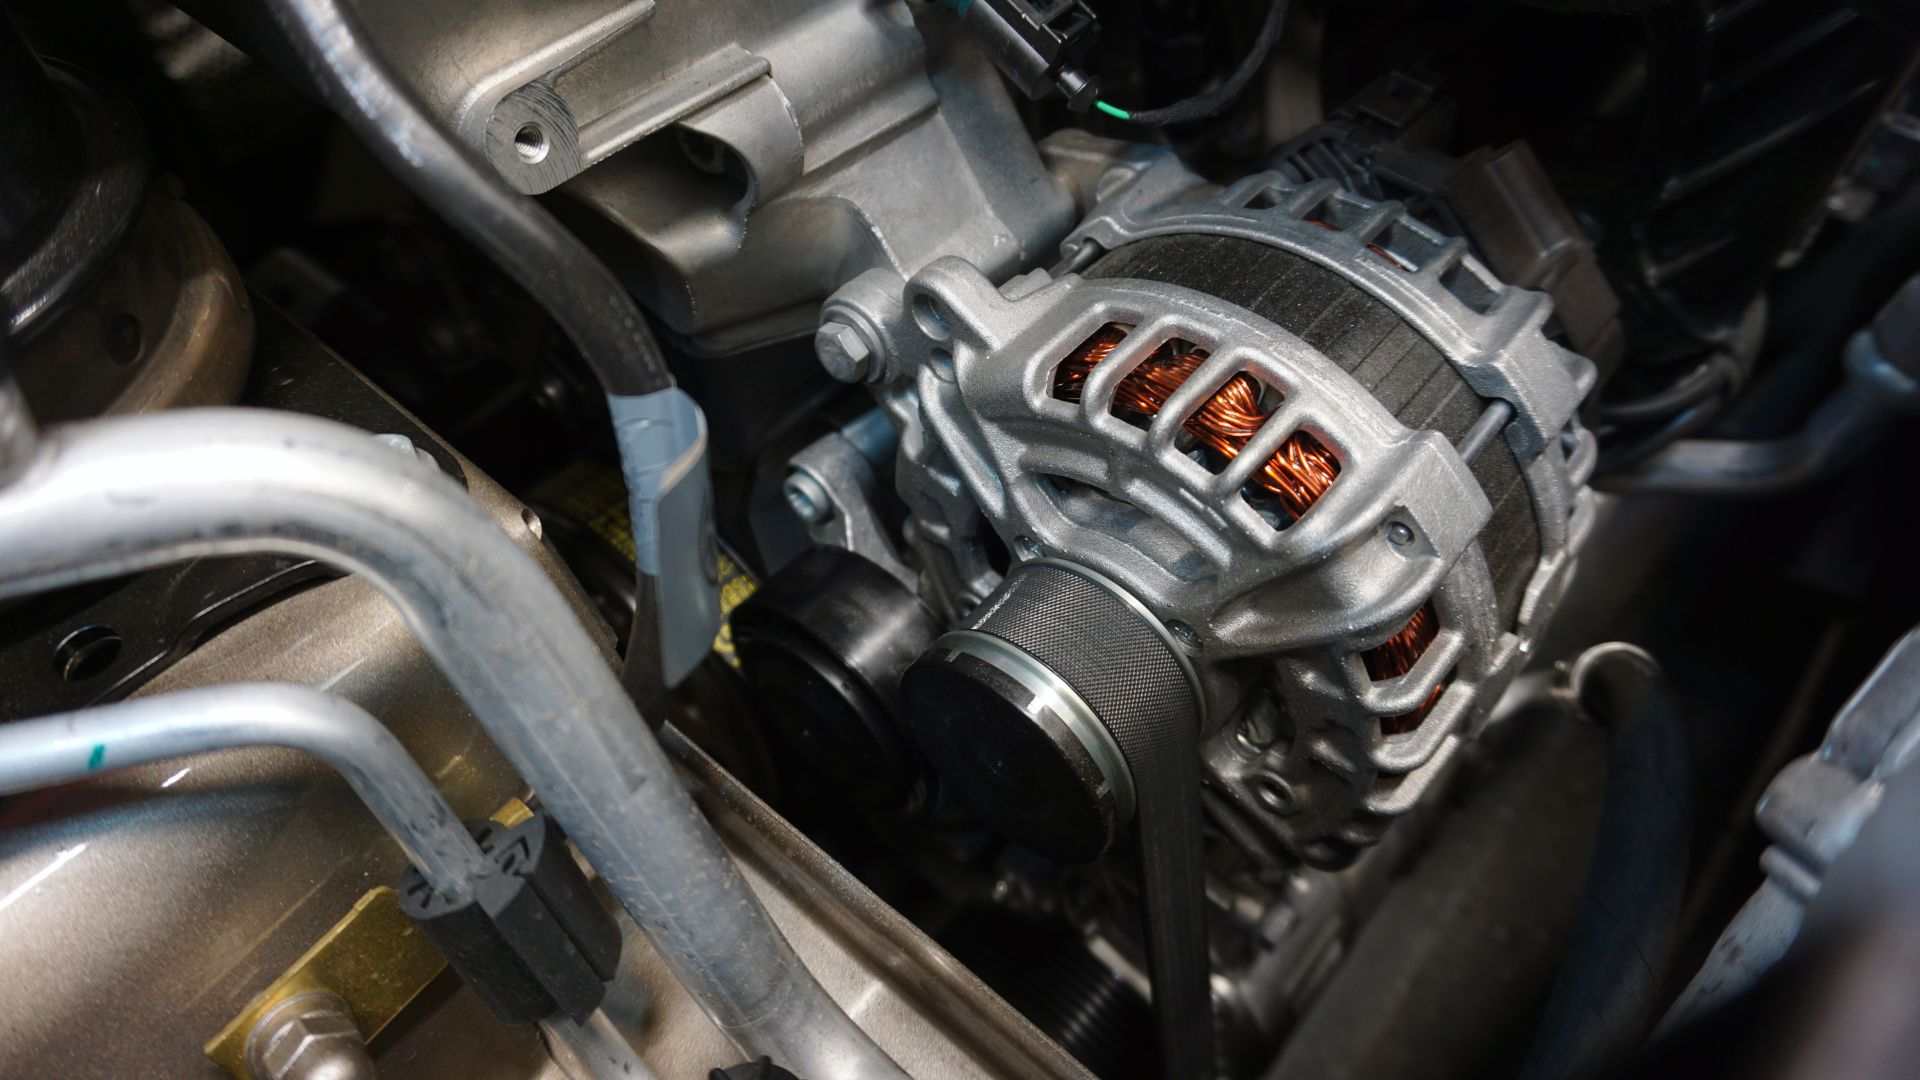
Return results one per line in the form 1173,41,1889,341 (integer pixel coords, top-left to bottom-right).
1054,323,1444,734
1363,601,1446,735
1052,325,1339,520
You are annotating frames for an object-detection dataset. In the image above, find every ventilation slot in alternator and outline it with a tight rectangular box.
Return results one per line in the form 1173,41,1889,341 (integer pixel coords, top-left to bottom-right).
1053,323,1342,529
1362,601,1451,736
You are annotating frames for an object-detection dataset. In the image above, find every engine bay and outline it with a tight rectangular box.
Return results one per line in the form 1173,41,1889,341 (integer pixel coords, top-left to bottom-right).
2,1,1919,1078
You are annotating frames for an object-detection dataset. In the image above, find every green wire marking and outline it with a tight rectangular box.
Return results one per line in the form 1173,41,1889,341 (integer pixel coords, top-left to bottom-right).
1094,100,1132,121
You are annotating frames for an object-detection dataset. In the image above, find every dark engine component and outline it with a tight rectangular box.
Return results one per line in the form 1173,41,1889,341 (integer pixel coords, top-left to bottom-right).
904,558,1201,864
905,556,1213,1080
733,546,940,809
0,6,146,341
2,1,1918,1079
399,812,624,1026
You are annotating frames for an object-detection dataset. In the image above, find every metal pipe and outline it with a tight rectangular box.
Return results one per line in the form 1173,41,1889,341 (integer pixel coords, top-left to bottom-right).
0,368,33,484
541,1011,661,1080
248,0,700,702
0,408,904,1080
0,683,492,904
1454,399,1513,465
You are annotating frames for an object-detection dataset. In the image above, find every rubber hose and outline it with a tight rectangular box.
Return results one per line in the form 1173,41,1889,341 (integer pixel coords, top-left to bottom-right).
1518,644,1690,1080
257,0,670,398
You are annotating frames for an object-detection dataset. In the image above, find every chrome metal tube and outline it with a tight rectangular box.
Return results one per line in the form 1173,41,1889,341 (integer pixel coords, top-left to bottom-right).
0,369,34,484
0,408,903,1080
541,1011,661,1080
0,683,491,903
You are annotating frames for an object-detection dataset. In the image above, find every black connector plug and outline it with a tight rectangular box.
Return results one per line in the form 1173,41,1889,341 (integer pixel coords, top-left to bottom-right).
399,812,622,1025
947,0,1102,111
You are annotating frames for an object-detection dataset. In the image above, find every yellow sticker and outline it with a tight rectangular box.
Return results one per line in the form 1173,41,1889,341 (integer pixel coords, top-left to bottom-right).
531,460,758,666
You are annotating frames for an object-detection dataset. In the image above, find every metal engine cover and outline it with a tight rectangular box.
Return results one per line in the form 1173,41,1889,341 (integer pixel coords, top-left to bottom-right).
821,155,1598,864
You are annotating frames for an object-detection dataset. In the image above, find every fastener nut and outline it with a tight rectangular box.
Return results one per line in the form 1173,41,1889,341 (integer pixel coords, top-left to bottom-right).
246,992,375,1080
816,321,875,383
783,470,834,525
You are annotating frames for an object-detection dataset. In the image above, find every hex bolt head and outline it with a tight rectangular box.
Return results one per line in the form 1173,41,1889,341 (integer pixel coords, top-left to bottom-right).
783,470,834,525
246,992,375,1080
815,321,874,383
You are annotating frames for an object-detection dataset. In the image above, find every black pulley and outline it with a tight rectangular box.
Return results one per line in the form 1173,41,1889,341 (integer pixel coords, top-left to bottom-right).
732,546,938,808
901,558,1214,1080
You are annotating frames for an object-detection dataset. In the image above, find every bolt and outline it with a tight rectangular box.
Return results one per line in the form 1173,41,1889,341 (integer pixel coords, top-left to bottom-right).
783,470,833,525
1386,521,1415,547
1167,620,1201,652
815,321,874,383
246,992,375,1080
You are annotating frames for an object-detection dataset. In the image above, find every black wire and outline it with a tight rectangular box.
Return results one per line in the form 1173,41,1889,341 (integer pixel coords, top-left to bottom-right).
1596,354,1740,425
1117,0,1290,126
1594,397,1725,477
260,0,672,398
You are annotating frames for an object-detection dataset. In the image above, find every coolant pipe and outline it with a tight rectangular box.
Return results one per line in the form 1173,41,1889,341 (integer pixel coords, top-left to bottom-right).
0,683,493,903
1517,644,1690,1080
0,409,905,1080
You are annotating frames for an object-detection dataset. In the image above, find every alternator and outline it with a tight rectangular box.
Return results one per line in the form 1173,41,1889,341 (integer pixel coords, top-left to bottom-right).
821,154,1597,866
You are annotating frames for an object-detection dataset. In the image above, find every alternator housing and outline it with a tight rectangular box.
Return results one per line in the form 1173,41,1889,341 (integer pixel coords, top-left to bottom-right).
825,155,1597,865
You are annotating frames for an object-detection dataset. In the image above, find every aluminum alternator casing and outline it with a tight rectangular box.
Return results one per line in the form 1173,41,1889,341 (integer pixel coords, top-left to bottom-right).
824,154,1598,865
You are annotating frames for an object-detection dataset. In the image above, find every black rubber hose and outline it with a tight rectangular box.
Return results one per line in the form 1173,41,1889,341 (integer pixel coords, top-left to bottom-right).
256,0,674,701
257,0,670,398
1519,644,1691,1080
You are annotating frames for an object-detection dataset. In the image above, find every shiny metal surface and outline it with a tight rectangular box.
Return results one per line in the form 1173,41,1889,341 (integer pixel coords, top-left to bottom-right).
263,0,670,399
349,0,1075,352
939,628,1138,826
0,448,538,1077
539,1010,659,1080
0,407,899,1079
646,731,1097,1080
0,685,492,903
821,149,1601,861
349,731,1098,1080
246,992,378,1080
784,411,913,588
14,189,254,424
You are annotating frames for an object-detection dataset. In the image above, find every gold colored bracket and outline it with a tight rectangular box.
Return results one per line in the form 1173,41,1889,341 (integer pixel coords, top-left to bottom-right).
204,799,534,1077
203,885,446,1077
